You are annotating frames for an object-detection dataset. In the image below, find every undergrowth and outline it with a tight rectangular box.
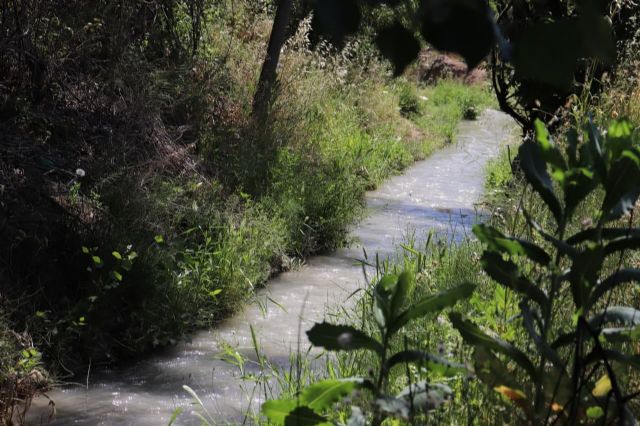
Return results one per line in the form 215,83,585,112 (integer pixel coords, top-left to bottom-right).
0,0,493,393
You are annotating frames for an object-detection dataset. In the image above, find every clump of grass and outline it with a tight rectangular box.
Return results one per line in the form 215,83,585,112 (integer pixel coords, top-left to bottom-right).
397,80,423,119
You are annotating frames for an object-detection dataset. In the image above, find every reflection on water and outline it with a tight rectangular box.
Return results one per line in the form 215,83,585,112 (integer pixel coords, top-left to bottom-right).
28,109,516,425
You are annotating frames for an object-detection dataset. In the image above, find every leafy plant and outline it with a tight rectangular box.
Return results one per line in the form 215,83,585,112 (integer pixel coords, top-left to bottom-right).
261,271,474,425
451,118,640,423
397,81,422,119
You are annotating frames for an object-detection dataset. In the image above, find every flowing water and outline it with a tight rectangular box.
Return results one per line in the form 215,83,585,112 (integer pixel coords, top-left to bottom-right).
28,109,516,425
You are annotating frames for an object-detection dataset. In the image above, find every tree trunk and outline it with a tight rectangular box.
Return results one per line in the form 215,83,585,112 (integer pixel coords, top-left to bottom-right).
252,0,293,119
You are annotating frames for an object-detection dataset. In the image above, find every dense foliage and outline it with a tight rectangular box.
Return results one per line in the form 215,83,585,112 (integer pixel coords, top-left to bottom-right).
0,0,493,411
261,118,640,424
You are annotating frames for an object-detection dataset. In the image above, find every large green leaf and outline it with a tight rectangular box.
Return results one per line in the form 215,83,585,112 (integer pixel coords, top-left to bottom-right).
567,228,640,245
563,168,596,222
481,252,548,307
534,120,567,174
392,283,475,332
473,347,519,390
473,224,551,265
384,350,466,377
263,399,298,425
569,243,604,309
589,306,640,328
604,235,640,257
449,313,537,380
524,211,578,258
299,379,366,412
376,22,421,76
588,269,640,309
390,271,415,319
306,322,383,354
585,119,608,183
520,302,564,371
600,326,640,343
519,141,563,226
608,187,640,222
584,349,640,371
284,406,329,426
602,148,640,221
419,0,495,68
605,120,634,163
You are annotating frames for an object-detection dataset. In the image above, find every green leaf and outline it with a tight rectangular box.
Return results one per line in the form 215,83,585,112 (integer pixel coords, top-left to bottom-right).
397,382,453,413
563,168,596,222
91,255,102,266
608,187,640,222
473,224,551,265
569,243,604,309
168,407,183,425
449,313,537,380
586,406,604,419
588,270,640,309
519,141,563,226
111,251,122,260
567,227,640,245
602,148,640,220
606,120,634,163
520,303,564,371
604,235,640,257
534,120,567,174
81,246,90,254
306,322,382,354
154,235,164,244
524,211,578,258
376,21,420,76
376,274,398,293
584,349,640,371
392,283,475,332
481,252,548,307
209,288,222,298
390,271,415,319
299,379,360,412
585,119,608,182
600,326,640,343
112,270,123,281
284,406,329,426
262,399,298,425
385,350,466,377
473,347,519,390
589,306,640,328
121,259,133,271
420,0,495,69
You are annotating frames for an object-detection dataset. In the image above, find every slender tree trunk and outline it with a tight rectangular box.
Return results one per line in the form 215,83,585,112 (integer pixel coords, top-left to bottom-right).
252,0,293,119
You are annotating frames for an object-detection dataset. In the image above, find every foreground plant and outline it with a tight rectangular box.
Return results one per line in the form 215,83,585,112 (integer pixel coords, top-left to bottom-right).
452,119,640,423
261,272,474,425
